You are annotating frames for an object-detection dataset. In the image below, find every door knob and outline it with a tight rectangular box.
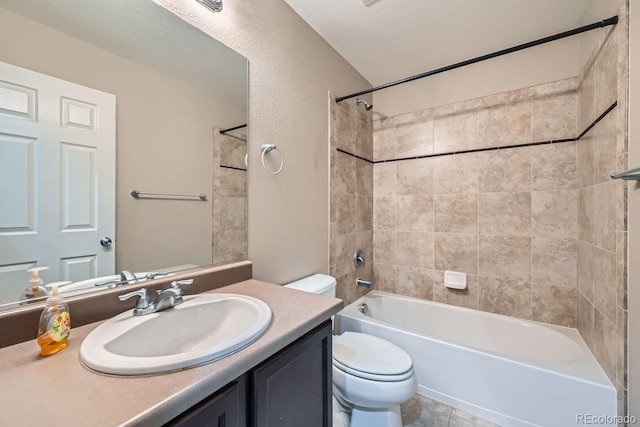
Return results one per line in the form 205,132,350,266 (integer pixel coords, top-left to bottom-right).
100,237,113,247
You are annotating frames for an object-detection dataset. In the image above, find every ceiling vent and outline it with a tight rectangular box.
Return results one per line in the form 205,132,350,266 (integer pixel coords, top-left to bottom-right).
196,0,223,13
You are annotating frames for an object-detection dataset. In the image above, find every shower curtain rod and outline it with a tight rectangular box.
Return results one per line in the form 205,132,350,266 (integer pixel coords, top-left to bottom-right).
220,123,247,134
335,16,618,103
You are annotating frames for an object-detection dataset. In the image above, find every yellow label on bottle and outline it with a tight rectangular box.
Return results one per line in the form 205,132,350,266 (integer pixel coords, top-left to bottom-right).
49,311,70,342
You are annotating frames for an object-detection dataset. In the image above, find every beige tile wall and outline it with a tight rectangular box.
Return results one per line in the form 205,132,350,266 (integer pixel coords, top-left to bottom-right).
368,2,630,418
329,94,374,305
372,79,580,327
330,6,629,417
576,3,629,417
212,129,248,264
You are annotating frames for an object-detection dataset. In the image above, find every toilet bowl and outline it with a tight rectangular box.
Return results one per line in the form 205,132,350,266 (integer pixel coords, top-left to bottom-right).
332,331,417,427
284,274,417,427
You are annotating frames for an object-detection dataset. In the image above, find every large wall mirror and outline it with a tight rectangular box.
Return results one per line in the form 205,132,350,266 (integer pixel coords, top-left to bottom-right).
0,0,248,309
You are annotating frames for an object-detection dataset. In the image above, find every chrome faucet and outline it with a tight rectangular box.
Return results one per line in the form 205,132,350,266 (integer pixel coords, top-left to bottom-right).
94,270,140,288
356,278,372,288
118,279,194,316
95,271,172,288
119,270,138,284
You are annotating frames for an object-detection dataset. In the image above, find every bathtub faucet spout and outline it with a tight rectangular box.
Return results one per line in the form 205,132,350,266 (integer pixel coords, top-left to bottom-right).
356,278,372,288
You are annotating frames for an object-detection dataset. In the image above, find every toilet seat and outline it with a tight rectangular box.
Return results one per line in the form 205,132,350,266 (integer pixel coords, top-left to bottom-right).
333,358,413,381
333,364,418,409
332,332,413,382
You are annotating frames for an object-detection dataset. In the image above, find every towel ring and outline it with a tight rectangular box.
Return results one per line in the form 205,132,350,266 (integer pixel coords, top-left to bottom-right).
260,144,284,175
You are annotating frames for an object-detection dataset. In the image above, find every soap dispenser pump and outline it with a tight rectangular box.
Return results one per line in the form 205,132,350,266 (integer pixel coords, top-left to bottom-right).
37,282,72,356
20,267,50,301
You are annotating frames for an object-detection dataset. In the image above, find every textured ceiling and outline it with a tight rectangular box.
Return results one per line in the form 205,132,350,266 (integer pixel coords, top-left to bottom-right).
284,0,592,86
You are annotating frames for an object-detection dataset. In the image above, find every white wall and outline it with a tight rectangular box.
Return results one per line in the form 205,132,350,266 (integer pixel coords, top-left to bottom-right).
154,0,371,284
373,37,581,117
370,0,625,118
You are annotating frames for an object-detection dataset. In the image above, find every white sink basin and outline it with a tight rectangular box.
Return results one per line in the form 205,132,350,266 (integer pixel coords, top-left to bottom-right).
80,294,272,375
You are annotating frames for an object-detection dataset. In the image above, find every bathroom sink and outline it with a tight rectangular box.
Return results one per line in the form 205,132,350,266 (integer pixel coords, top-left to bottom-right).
80,294,272,375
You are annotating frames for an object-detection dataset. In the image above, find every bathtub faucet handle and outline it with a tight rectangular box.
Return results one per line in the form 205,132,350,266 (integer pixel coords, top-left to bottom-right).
354,250,365,269
356,278,372,288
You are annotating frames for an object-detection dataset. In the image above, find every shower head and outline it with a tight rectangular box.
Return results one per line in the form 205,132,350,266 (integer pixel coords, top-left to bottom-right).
356,98,373,111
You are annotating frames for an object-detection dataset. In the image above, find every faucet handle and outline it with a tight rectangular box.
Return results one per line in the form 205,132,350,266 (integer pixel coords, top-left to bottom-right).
119,270,138,284
170,279,194,290
118,288,151,309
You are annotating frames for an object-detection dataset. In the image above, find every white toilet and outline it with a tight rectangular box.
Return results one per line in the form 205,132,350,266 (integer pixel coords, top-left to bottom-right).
285,274,417,427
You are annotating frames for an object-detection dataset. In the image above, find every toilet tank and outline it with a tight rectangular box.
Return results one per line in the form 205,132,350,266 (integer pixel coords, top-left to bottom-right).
284,274,336,298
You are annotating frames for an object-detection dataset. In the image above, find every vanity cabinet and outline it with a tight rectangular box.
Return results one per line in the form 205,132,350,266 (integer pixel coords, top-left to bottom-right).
167,378,247,427
165,320,332,427
250,320,332,427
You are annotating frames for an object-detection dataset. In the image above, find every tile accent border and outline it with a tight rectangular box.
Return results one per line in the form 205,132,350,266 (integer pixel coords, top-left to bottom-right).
339,101,617,165
220,165,247,171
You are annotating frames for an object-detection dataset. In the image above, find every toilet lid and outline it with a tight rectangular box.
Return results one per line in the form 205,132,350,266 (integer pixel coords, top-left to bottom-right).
332,332,413,379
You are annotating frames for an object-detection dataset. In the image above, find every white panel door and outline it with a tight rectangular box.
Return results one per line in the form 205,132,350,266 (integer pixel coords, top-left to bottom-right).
0,61,115,302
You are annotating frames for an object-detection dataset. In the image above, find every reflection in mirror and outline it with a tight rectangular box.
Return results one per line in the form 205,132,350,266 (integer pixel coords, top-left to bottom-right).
0,0,248,309
213,128,248,264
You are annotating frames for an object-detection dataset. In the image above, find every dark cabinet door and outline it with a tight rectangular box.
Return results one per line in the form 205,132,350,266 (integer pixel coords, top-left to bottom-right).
165,377,247,427
250,320,332,427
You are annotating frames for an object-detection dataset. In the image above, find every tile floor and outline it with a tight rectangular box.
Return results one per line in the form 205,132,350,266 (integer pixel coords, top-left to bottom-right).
402,394,500,427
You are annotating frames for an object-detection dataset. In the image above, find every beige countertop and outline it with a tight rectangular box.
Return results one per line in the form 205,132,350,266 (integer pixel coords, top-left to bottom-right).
0,280,343,427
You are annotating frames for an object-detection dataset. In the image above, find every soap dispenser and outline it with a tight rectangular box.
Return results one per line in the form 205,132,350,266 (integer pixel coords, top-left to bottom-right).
37,282,72,356
20,267,50,301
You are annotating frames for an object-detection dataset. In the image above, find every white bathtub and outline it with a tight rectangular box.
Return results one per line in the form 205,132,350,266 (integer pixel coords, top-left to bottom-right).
335,291,616,427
